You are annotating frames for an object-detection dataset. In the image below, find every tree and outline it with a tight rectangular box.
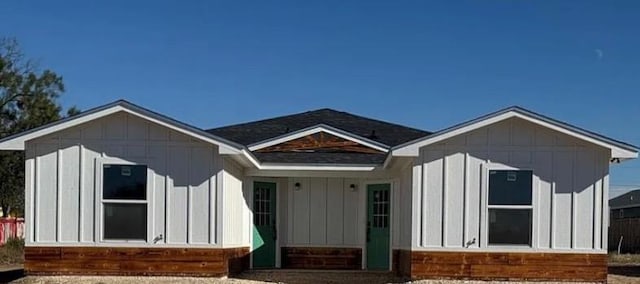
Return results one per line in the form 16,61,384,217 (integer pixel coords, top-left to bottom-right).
0,38,77,216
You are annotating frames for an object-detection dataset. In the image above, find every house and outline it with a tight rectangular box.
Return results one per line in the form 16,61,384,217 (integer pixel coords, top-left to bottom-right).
610,189,640,220
0,100,636,282
609,189,640,253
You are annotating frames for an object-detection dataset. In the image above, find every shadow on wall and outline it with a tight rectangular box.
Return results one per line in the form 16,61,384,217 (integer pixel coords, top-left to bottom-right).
32,138,221,244
420,147,604,205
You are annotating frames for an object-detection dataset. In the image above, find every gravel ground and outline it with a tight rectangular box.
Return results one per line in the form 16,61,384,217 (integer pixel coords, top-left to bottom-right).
10,271,640,284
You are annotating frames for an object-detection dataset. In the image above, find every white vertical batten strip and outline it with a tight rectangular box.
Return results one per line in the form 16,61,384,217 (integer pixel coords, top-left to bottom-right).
592,151,600,249
411,162,422,248
602,165,609,250
187,147,192,244
341,179,345,244
165,146,171,244
442,154,448,247
571,147,577,249
217,158,225,245
530,142,538,249
463,152,469,248
34,155,41,242
325,178,328,244
208,148,215,244
93,157,99,242
145,120,154,244
480,127,491,248
148,168,155,244
307,178,311,244
78,144,84,242
26,155,35,242
550,150,556,249
288,179,294,244
531,173,542,248
56,148,62,242
420,150,427,247
478,162,483,248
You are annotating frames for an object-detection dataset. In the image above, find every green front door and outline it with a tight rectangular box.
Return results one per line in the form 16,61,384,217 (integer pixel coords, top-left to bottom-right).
366,183,390,270
252,182,277,268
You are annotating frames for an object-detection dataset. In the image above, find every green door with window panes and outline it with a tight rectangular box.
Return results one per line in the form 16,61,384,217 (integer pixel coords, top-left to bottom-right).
252,182,277,268
366,183,390,270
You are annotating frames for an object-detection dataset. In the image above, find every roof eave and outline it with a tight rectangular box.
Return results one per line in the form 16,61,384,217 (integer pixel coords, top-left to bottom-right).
391,107,639,161
0,100,245,154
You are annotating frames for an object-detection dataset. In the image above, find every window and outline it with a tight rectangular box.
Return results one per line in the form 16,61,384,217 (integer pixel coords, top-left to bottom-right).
488,170,532,246
372,189,389,228
102,164,147,241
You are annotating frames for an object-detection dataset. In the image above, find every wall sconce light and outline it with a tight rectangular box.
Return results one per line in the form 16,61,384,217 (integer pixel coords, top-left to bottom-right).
294,182,301,191
349,184,357,192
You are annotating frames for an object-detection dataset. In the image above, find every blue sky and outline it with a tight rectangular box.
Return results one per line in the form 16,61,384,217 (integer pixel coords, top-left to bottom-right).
2,1,639,195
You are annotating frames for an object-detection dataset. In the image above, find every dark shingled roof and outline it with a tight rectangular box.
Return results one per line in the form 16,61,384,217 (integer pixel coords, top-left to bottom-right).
206,108,431,147
206,108,431,165
610,189,640,208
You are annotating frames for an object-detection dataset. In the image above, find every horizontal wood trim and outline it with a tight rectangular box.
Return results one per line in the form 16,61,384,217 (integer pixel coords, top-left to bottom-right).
24,246,249,277
405,250,607,282
281,247,362,270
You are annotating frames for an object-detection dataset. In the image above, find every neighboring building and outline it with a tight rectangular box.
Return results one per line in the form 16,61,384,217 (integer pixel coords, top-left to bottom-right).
610,189,640,220
609,189,640,253
0,100,636,282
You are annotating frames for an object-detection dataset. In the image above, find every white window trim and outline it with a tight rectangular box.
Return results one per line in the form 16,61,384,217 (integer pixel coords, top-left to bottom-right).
95,157,155,244
482,163,536,249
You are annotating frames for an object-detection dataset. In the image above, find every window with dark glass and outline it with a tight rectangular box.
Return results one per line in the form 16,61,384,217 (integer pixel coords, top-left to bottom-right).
488,170,532,246
102,164,147,240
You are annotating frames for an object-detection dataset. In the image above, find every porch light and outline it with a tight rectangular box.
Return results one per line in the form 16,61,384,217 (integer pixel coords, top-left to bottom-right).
349,184,357,192
294,182,301,191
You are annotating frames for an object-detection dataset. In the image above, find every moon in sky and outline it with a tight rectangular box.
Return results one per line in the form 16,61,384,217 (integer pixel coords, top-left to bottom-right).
595,49,604,60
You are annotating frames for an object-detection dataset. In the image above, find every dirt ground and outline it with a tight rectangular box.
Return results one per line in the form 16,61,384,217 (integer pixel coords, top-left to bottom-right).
8,270,640,284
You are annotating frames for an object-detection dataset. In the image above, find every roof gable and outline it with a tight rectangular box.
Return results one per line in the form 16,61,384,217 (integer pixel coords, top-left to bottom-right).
392,106,638,160
248,125,387,165
207,108,430,147
249,124,388,153
0,100,244,154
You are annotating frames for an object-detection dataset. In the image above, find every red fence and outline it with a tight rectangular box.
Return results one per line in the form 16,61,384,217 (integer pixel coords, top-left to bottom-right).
0,217,24,245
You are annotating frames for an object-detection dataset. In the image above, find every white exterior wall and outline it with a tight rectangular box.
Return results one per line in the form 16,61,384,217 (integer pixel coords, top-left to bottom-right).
221,158,251,247
397,164,413,249
413,117,610,252
24,112,246,247
285,177,365,247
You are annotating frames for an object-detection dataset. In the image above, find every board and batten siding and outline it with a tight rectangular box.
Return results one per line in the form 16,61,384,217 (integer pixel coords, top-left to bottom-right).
286,177,364,247
24,111,248,247
412,117,609,251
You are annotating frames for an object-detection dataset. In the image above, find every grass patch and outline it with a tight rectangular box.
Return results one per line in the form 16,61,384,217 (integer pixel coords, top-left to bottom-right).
0,238,24,265
609,252,640,264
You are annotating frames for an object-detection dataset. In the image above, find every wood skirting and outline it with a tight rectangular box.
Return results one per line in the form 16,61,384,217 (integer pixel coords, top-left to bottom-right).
395,250,606,282
392,249,411,276
24,246,250,277
281,247,362,270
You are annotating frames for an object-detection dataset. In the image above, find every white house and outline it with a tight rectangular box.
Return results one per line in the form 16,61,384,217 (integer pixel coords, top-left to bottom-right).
0,100,636,281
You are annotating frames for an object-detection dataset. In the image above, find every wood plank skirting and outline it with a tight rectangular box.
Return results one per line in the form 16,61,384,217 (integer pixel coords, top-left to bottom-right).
281,247,362,269
394,250,607,282
24,246,250,277
392,249,411,276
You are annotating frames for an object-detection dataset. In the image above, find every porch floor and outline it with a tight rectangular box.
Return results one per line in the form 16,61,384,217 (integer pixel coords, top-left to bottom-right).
235,270,405,284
